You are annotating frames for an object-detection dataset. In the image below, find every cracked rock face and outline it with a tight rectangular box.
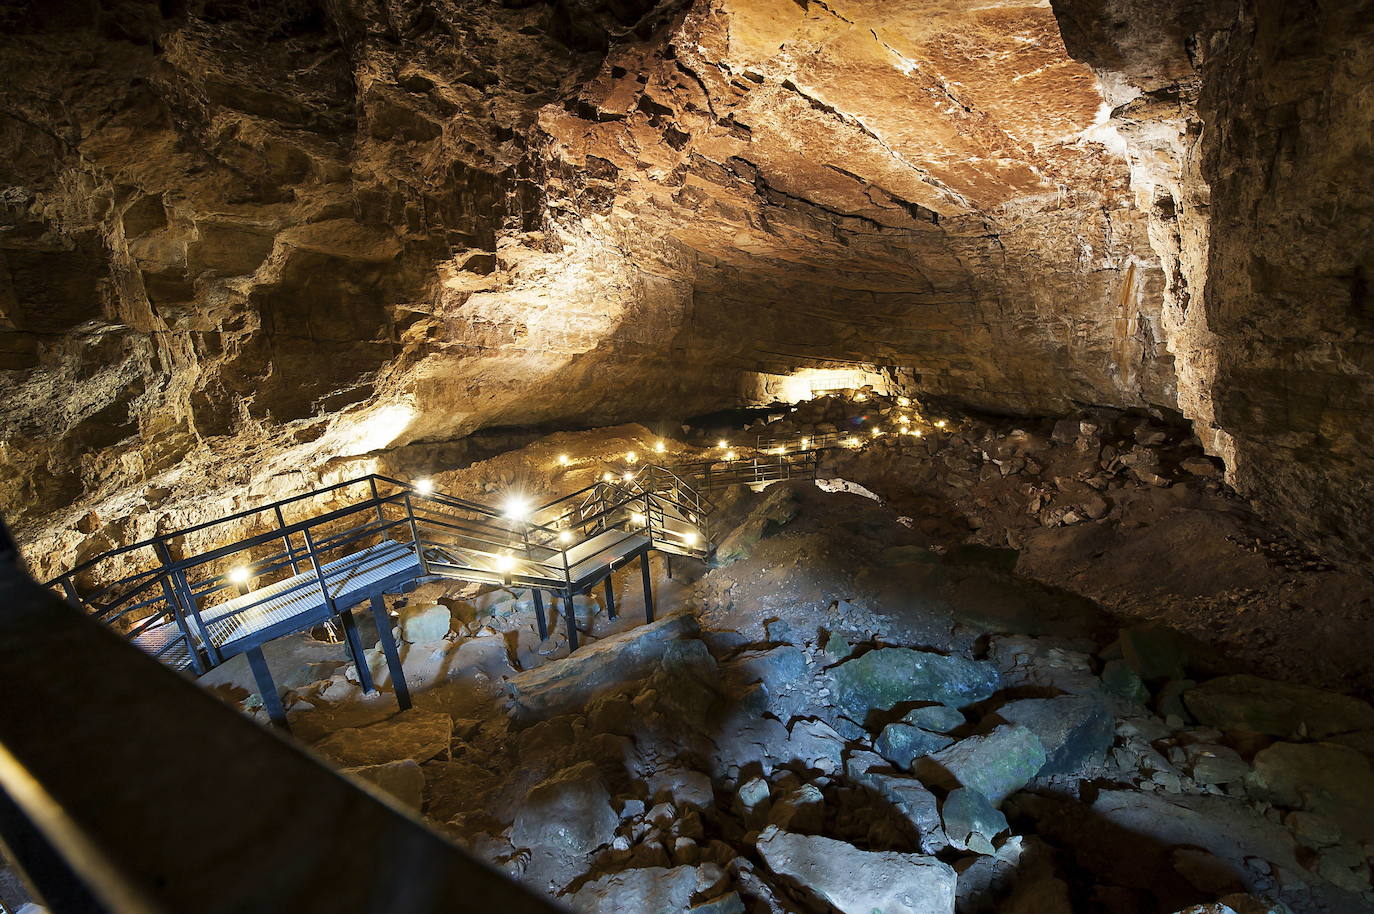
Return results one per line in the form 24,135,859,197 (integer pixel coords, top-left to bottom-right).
0,0,1168,568
3,0,1372,577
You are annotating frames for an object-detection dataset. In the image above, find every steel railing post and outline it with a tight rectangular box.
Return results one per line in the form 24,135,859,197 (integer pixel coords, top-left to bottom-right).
275,505,300,575
404,493,427,573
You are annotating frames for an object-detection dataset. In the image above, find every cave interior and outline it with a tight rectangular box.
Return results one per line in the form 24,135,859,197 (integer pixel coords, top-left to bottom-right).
2,0,1374,912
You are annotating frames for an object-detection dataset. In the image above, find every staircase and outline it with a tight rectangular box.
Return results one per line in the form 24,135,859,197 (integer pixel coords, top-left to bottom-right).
47,467,713,727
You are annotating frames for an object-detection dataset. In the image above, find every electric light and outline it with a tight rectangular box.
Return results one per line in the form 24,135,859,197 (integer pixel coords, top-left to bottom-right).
899,415,911,425
854,393,867,402
801,437,810,449
496,552,516,572
935,419,947,428
603,472,616,482
773,447,786,455
683,531,699,546
558,454,570,466
503,496,531,521
631,512,646,526
846,437,860,447
626,450,637,463
725,450,738,461
415,477,434,495
898,396,911,407
558,529,573,544
914,429,923,437
654,441,666,454
871,427,883,437
622,472,634,482
718,439,729,449
228,566,251,585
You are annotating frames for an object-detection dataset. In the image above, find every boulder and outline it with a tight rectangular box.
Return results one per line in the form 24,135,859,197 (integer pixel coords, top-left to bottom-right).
397,603,451,643
756,826,957,914
1184,744,1250,786
1246,741,1374,843
994,694,1114,777
726,645,807,692
941,788,1009,854
767,783,825,834
1183,675,1374,739
340,759,424,810
507,612,700,726
313,709,453,767
570,864,723,914
511,761,619,855
875,723,954,770
829,647,1000,722
845,750,947,853
918,725,1048,806
1101,659,1150,704
903,704,966,732
647,768,715,811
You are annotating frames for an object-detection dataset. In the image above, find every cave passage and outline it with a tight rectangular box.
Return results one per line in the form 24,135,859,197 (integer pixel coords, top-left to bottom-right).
2,1,1374,913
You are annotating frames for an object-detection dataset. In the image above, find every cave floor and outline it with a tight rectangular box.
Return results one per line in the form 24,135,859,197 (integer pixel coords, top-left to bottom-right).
204,400,1374,913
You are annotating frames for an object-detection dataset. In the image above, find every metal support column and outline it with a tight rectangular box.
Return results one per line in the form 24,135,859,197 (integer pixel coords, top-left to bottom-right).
369,594,411,711
339,608,374,693
245,646,288,729
640,552,655,623
604,575,617,620
562,591,579,652
532,589,548,641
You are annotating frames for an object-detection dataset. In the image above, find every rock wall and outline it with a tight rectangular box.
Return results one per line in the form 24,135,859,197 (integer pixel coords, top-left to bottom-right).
1053,0,1374,567
4,0,1174,565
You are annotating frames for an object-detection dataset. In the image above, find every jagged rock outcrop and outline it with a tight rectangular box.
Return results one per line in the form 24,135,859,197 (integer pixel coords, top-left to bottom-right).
2,0,1171,575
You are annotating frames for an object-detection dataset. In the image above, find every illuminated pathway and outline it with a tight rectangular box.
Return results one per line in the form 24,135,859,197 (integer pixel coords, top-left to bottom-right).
48,468,712,728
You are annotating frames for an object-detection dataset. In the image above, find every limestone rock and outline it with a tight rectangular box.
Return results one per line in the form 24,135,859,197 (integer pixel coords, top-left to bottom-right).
507,612,699,726
941,788,1009,855
994,694,1114,777
904,704,966,733
397,603,451,643
756,826,957,914
570,864,723,914
313,709,452,767
341,759,424,811
511,761,619,856
875,722,955,771
918,725,1048,806
829,648,1000,722
1183,675,1374,739
1246,741,1374,844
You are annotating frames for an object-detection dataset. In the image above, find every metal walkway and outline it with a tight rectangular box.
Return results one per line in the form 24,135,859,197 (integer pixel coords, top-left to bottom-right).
48,465,713,727
672,449,823,491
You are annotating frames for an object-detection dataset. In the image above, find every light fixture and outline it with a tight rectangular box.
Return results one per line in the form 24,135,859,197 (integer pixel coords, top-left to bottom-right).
718,439,729,449
846,437,860,447
872,427,882,437
631,512,646,526
626,450,637,463
558,529,573,544
228,566,251,585
603,472,615,483
504,496,531,521
683,531,699,546
724,450,737,461
914,429,923,437
558,454,570,466
415,477,434,495
854,393,867,402
935,419,947,428
619,472,632,483
654,441,666,454
773,447,786,455
801,437,810,449
496,552,516,572
898,396,911,407
899,415,911,425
